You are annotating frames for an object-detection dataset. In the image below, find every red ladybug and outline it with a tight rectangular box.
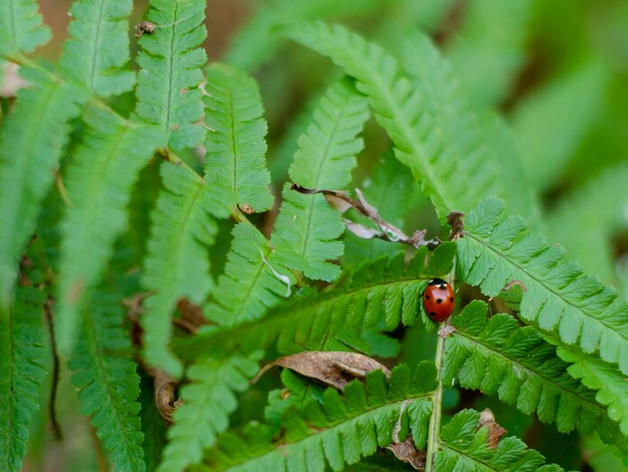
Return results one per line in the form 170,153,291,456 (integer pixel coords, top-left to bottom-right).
423,278,455,322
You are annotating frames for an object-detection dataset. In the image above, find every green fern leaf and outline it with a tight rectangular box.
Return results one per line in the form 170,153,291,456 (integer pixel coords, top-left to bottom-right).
58,0,135,97
0,0,51,57
56,107,163,357
458,197,628,375
204,64,274,217
135,0,207,150
446,0,533,108
436,409,571,472
282,22,495,219
206,222,295,326
444,301,628,452
69,292,144,472
0,286,47,472
157,353,262,472
271,78,369,281
197,363,435,472
180,244,455,360
0,68,87,308
141,163,217,378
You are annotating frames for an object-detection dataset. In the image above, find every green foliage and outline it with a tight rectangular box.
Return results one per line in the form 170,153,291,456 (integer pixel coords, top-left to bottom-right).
56,108,162,357
181,244,455,361
204,64,274,217
446,0,533,108
271,78,369,281
0,286,47,472
141,163,217,378
58,0,135,97
0,68,87,308
0,0,51,57
69,292,144,472
458,197,628,375
135,0,207,151
445,301,627,451
197,363,435,472
158,353,261,472
282,22,498,220
436,409,569,472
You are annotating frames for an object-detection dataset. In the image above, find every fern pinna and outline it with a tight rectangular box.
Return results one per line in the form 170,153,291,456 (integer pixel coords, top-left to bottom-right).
1,1,627,471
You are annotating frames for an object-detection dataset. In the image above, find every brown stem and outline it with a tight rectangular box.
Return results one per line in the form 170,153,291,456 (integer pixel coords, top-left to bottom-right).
43,296,63,441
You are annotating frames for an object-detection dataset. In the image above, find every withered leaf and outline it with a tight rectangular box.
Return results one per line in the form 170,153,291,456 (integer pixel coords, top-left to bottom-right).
387,437,426,470
255,351,390,390
447,211,465,240
154,370,183,423
477,408,507,449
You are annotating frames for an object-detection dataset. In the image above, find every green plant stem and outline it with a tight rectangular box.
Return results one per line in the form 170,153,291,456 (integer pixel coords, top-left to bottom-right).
425,319,447,472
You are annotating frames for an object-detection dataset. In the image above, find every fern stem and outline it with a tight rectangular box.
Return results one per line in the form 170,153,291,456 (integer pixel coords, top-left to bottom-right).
425,320,447,472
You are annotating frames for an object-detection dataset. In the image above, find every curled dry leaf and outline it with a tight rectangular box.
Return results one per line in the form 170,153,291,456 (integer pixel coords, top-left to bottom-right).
174,297,210,334
135,21,156,37
477,408,507,449
503,280,527,292
154,370,183,423
240,203,254,214
292,184,440,249
387,437,426,470
447,211,465,240
254,351,390,390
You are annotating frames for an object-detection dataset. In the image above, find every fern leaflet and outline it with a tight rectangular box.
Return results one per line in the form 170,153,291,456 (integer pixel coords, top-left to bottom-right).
282,22,493,219
0,286,46,472
0,0,51,57
271,78,369,281
58,0,135,97
196,363,435,472
141,163,217,379
444,301,628,452
157,353,261,472
135,0,207,150
69,292,144,472
458,197,628,375
436,409,570,472
204,64,274,217
180,244,456,360
0,68,87,308
56,107,162,357
205,222,294,326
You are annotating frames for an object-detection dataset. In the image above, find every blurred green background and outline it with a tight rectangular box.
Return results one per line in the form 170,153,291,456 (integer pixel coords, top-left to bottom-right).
18,0,628,470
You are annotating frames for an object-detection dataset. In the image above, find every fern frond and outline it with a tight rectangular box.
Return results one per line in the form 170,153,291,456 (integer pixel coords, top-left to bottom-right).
204,64,274,217
0,0,51,58
69,292,144,472
135,0,207,150
446,0,533,108
206,222,294,326
512,60,609,192
58,0,135,97
458,197,628,375
0,286,46,472
444,301,627,451
0,68,87,308
56,107,163,357
282,22,495,219
141,163,217,378
271,78,369,281
436,409,570,472
157,353,261,472
197,363,435,472
546,163,628,284
224,0,384,71
180,244,455,360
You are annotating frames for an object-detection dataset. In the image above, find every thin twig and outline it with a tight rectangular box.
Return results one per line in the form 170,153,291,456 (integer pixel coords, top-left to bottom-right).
43,296,63,440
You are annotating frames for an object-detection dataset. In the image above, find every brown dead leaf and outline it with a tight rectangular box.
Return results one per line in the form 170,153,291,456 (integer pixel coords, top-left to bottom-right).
387,437,426,470
477,408,507,449
154,370,183,423
0,63,29,97
175,298,210,333
503,280,527,292
254,351,390,390
135,21,156,37
447,211,465,240
239,203,254,214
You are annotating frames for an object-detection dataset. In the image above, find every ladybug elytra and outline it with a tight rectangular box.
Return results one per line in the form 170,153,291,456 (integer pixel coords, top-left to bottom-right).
423,278,454,323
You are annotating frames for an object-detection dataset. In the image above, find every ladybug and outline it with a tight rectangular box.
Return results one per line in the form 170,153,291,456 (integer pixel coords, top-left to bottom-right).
423,278,455,322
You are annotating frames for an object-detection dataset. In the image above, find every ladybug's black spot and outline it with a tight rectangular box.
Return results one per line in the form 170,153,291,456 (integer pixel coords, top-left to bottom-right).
425,294,430,300
436,299,442,304
429,312,437,317
450,297,454,302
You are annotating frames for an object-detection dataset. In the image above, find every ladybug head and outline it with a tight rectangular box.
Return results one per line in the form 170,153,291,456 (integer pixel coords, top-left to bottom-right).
428,278,447,286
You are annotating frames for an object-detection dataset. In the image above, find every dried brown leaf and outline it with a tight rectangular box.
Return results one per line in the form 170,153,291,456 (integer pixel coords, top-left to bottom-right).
447,211,465,240
154,370,183,423
477,408,507,449
387,437,426,470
